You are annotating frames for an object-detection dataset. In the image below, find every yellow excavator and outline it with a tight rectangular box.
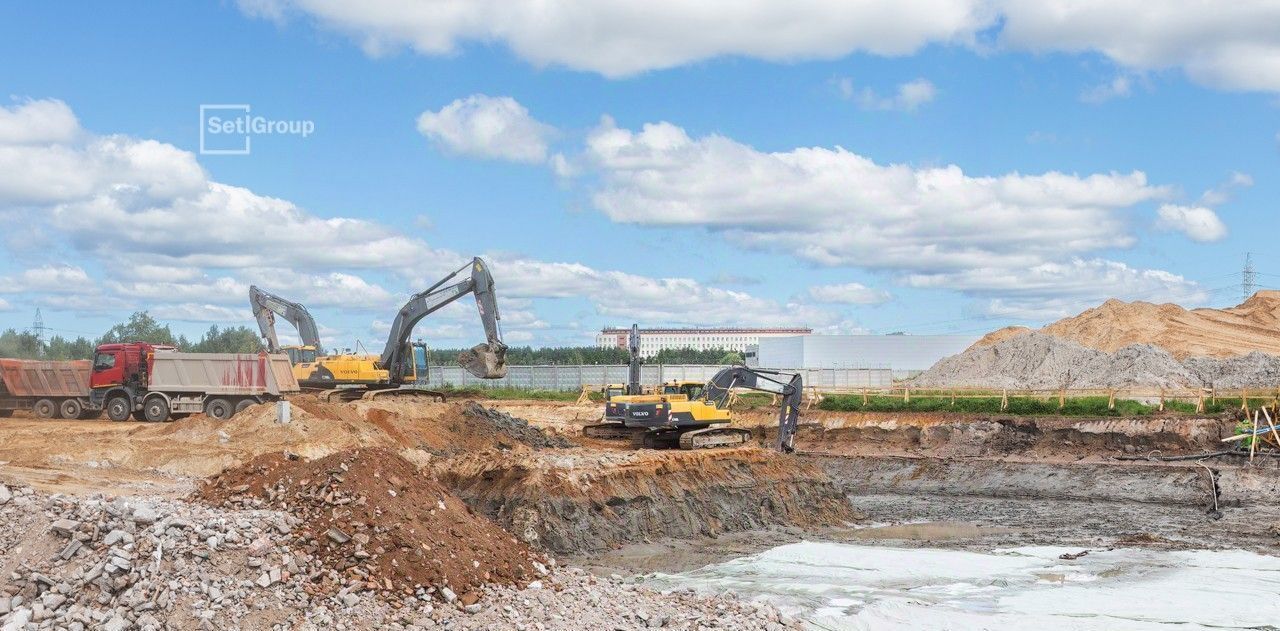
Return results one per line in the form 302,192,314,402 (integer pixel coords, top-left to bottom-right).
250,257,508,401
249,286,389,388
615,365,802,452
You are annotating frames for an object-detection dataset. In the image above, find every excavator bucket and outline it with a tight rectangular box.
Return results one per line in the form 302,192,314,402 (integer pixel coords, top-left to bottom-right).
458,342,508,379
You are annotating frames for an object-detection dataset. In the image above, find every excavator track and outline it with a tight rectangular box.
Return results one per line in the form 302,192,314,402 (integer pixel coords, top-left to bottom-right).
582,422,637,440
677,426,754,450
360,387,446,402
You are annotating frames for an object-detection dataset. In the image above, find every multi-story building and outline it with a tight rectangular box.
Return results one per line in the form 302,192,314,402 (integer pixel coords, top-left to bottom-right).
596,327,812,358
750,334,981,378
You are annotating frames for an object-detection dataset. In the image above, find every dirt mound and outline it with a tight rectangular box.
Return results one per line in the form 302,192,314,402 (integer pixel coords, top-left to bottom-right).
971,291,1280,360
917,331,1280,389
198,448,541,603
460,402,572,450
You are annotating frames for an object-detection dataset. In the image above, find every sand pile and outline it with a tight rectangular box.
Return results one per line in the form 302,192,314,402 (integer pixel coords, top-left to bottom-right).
915,332,1280,389
972,291,1280,359
198,448,543,604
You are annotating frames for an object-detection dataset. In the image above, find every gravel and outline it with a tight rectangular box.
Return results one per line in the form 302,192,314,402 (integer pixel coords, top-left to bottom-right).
914,332,1280,389
0,485,798,630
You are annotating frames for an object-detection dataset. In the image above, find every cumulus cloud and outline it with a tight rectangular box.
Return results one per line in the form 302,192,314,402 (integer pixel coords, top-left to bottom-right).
837,77,938,111
416,94,554,163
1156,205,1229,242
910,258,1207,320
239,1,1280,92
488,258,838,328
0,98,844,336
807,282,892,305
998,0,1280,93
238,0,989,77
577,117,1210,319
0,99,80,145
584,117,1165,272
0,265,96,294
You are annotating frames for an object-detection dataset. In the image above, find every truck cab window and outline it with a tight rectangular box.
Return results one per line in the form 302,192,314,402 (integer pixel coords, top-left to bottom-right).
92,353,116,371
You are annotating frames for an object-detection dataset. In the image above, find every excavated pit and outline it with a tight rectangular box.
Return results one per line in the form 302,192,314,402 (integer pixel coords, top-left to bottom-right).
436,447,857,555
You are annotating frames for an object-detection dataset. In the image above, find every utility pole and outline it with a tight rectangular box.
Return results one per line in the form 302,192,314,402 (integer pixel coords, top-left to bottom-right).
30,308,46,358
1243,252,1257,301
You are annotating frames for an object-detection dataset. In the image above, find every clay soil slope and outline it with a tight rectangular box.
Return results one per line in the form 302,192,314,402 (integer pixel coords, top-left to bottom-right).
970,291,1280,359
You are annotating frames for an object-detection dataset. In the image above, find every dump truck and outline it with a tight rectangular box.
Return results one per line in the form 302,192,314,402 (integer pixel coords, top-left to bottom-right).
88,342,300,422
0,359,96,419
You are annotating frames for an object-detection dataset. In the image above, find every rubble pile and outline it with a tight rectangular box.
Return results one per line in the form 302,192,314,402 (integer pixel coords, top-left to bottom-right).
460,402,572,450
198,448,542,604
0,482,799,630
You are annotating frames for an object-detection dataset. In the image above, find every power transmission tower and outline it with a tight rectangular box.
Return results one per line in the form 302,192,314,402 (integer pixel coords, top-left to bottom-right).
30,308,47,358
1243,252,1257,301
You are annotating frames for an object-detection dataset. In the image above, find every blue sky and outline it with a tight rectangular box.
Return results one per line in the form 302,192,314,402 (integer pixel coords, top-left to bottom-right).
1,1,1278,350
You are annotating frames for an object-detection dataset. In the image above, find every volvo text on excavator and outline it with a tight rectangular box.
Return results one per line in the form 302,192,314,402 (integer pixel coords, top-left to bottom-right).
618,365,801,452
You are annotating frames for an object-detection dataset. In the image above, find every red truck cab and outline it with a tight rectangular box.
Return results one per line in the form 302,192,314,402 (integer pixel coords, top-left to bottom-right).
90,342,167,390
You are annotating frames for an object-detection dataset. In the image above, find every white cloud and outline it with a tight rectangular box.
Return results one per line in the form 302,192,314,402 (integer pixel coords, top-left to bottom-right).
839,77,938,111
239,1,1280,92
1080,76,1132,104
998,0,1280,93
489,258,839,328
416,95,553,163
0,298,11,311
1156,204,1228,242
0,99,80,145
808,282,892,305
584,117,1165,274
0,99,847,336
908,258,1207,320
239,0,990,77
149,304,253,323
0,265,96,294
1199,171,1253,205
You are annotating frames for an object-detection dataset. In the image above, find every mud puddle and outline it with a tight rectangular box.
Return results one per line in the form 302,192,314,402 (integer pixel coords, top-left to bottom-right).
644,542,1280,629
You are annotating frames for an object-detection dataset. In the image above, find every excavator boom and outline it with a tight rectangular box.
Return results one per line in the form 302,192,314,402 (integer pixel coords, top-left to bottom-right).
702,365,802,452
248,286,323,354
377,257,507,385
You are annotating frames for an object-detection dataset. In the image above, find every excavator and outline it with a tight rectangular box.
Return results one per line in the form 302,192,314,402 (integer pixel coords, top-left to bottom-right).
249,257,507,400
249,286,391,388
584,325,704,438
616,365,802,452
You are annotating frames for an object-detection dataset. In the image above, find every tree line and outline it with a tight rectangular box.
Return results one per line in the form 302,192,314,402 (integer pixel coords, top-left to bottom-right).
0,312,262,360
426,345,744,365
1,311,749,366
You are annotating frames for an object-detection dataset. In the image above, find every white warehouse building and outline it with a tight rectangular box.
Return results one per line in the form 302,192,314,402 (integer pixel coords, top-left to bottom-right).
751,334,980,378
596,327,812,358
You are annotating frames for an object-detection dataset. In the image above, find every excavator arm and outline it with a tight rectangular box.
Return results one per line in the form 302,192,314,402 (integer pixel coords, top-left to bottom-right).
377,257,507,384
703,366,803,453
626,324,642,395
248,286,323,355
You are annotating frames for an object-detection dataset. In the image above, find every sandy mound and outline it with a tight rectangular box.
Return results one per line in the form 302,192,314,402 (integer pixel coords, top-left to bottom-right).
198,448,542,603
915,331,1280,389
970,291,1280,360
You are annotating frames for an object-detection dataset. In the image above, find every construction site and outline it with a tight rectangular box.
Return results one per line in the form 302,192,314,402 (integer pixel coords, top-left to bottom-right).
1,276,1280,630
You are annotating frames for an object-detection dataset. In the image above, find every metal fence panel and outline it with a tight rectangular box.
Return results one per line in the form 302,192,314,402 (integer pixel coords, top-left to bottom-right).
420,364,892,391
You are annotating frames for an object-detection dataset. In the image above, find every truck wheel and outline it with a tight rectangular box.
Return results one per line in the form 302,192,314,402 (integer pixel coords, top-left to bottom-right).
60,399,83,420
132,410,147,421
34,399,57,419
205,398,233,421
143,397,170,423
106,397,132,422
234,399,255,414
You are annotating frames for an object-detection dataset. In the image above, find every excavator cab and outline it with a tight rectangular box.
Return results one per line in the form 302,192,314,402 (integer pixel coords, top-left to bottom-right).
282,345,319,366
661,380,704,400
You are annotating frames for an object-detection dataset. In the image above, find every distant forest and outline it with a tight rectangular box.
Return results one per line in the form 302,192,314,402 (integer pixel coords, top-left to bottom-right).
0,311,746,365
0,312,261,359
